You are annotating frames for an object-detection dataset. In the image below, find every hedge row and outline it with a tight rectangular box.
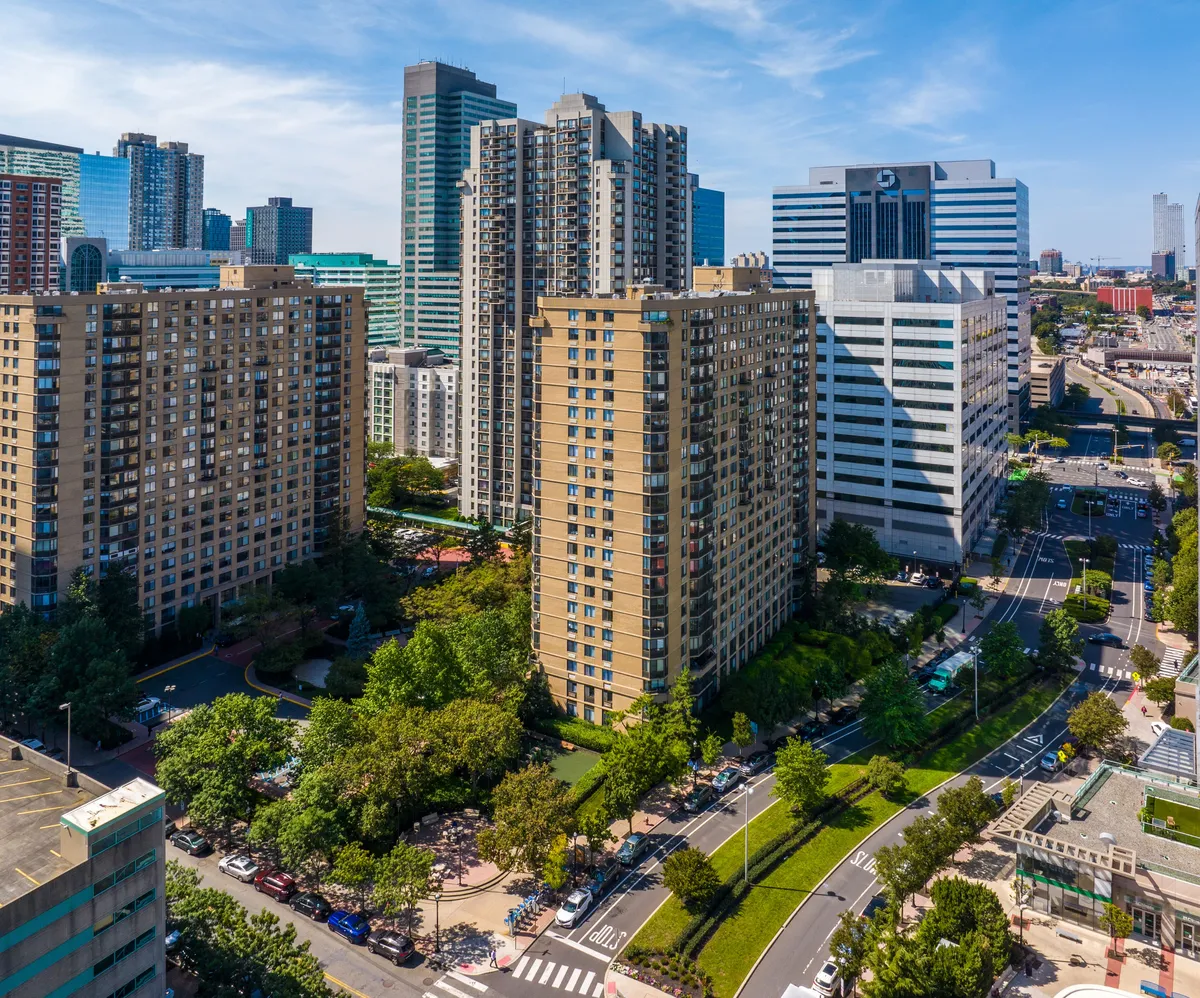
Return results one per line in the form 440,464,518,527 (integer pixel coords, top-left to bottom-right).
533,716,618,752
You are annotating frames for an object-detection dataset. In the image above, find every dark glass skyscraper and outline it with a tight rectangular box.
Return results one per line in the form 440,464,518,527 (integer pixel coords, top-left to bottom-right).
202,208,231,250
79,153,130,250
247,197,312,265
115,133,204,250
688,174,725,266
401,61,515,360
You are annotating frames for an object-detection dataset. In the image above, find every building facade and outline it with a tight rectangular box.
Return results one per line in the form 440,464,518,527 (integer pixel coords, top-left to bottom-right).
202,209,231,251
460,93,691,526
1154,193,1187,271
79,154,130,251
401,61,517,361
367,347,457,458
1152,250,1177,281
229,219,246,253
1039,248,1062,275
103,248,247,290
246,197,312,266
1097,285,1153,313
688,174,725,266
529,274,815,717
0,175,62,294
0,738,166,998
812,262,1008,568
115,134,204,251
1030,356,1065,409
0,265,364,630
60,237,108,293
0,134,85,237
290,253,403,347
772,160,1031,432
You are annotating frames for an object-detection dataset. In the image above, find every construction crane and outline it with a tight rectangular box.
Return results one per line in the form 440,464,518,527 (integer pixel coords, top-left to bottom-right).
1090,255,1118,273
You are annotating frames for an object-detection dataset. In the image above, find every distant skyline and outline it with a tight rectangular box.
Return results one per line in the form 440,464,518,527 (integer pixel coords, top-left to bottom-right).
2,0,1196,267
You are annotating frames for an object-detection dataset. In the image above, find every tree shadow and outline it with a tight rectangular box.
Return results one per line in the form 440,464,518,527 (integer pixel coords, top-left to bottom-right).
958,847,1014,883
432,919,494,966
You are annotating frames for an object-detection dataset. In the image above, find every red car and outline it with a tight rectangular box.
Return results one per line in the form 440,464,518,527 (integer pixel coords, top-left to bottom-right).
253,869,297,902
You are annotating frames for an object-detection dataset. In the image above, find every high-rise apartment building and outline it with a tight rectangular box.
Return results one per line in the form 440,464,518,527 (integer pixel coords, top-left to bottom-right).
0,175,63,293
772,160,1030,432
367,346,457,458
401,62,516,361
115,133,204,251
230,219,246,253
1153,192,1186,271
813,262,1007,568
0,265,364,628
79,154,130,251
203,208,232,251
0,134,85,237
247,197,312,266
0,741,167,998
529,272,815,716
688,173,725,266
461,93,691,526
1039,248,1062,275
290,253,402,347
1152,250,1177,281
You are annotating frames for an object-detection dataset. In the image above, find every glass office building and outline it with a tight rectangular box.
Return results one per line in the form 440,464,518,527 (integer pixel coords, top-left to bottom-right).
0,133,85,236
689,177,725,266
79,153,131,251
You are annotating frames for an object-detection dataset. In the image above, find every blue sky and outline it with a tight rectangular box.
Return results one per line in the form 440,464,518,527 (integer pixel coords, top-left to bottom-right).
3,0,1196,266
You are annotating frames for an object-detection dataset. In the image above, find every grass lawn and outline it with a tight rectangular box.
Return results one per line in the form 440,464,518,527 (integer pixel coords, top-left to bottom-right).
1146,794,1200,838
1070,491,1107,517
1062,539,1114,622
647,673,1074,997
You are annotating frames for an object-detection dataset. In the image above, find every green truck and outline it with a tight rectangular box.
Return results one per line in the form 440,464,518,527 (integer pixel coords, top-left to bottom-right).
927,650,973,694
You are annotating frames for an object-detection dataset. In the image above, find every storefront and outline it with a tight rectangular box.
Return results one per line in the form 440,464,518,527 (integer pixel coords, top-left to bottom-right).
1017,857,1110,934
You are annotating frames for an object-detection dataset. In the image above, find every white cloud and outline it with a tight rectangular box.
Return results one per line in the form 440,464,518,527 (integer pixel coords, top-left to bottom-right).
868,46,990,143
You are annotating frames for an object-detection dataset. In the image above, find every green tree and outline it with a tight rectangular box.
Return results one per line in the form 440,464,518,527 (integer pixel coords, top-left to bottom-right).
359,627,467,712
602,761,641,837
1137,304,1152,320
875,814,959,909
154,694,295,835
1038,608,1084,671
1148,481,1167,512
508,516,533,555
980,620,1027,679
345,604,372,661
373,840,436,931
367,439,395,462
861,659,929,749
821,520,899,595
44,615,140,738
299,697,358,771
700,731,724,768
731,711,755,752
811,655,849,718
1001,777,1019,809
771,737,830,818
476,764,574,873
542,834,570,891
1144,676,1177,708
936,776,998,845
1169,530,1199,635
661,846,720,910
436,698,522,790
577,807,616,865
828,908,872,986
0,603,50,728
275,560,339,633
1067,691,1128,755
1159,441,1182,466
1100,902,1133,954
913,877,1012,991
1002,471,1052,536
464,518,502,564
1129,644,1160,679
328,842,376,906
400,553,531,624
177,602,213,646
865,755,906,799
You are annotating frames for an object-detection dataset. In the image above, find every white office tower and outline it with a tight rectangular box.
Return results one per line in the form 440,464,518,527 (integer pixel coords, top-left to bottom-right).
813,261,1008,568
772,160,1030,431
368,347,458,459
459,93,690,525
1154,192,1187,270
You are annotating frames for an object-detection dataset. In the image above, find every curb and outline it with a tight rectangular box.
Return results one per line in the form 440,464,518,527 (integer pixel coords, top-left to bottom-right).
242,664,313,709
730,674,1080,998
137,644,216,683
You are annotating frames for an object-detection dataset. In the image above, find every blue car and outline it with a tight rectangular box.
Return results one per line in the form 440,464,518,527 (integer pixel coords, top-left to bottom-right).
327,910,371,944
1144,581,1155,593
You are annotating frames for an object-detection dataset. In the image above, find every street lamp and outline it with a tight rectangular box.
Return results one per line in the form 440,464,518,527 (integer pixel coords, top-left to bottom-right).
742,784,754,884
433,892,442,953
164,684,177,724
58,702,71,778
971,646,979,720
1081,556,1089,612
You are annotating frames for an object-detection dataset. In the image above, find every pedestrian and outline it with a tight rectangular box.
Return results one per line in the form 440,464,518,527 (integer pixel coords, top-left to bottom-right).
1142,705,1148,717
1025,958,1033,978
489,948,498,969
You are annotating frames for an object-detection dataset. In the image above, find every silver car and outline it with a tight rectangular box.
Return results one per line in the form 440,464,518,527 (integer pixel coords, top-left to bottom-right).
217,854,260,883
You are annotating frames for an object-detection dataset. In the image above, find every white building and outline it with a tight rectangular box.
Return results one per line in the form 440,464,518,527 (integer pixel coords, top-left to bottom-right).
1154,193,1187,270
772,160,1030,433
813,261,1009,568
289,253,402,348
368,347,457,459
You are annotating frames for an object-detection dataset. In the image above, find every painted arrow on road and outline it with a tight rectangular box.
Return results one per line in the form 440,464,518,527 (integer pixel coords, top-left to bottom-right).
1024,734,1043,745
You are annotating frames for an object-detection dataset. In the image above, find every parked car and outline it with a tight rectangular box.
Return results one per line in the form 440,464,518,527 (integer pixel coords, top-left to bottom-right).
893,571,909,583
1115,470,1128,479
1088,632,1123,647
366,929,414,965
1137,508,1148,519
924,577,944,589
289,892,332,922
19,737,46,753
990,791,1008,812
555,889,593,928
829,704,859,726
908,572,927,586
164,819,178,838
1040,751,1062,773
814,960,844,997
616,832,650,865
861,894,890,921
327,910,371,944
218,854,260,883
253,869,297,902
1144,581,1155,593
170,830,211,856
712,766,742,794
740,751,770,777
1151,721,1168,739
1056,498,1068,509
917,665,940,684
683,784,714,813
798,718,824,741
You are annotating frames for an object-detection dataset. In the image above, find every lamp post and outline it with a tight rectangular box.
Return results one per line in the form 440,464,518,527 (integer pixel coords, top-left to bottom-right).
971,647,979,720
742,784,753,884
433,892,442,953
164,685,177,724
1081,556,1089,612
58,702,71,778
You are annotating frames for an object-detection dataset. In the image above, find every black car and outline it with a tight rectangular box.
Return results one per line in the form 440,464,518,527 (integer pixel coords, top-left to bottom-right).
924,577,944,590
861,893,890,921
213,630,237,648
1088,632,1123,647
366,929,414,965
170,830,211,856
798,717,824,741
829,704,859,726
989,791,1007,812
916,664,940,683
290,892,333,922
164,819,178,838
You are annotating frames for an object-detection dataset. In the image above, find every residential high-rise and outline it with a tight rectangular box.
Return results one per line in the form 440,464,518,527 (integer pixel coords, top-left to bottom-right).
79,153,130,251
367,347,458,458
246,197,312,265
290,252,402,347
0,133,85,236
812,261,1008,568
0,174,63,293
460,93,691,526
115,133,204,250
1039,248,1062,275
688,173,725,266
1153,192,1187,271
401,61,517,361
529,272,815,716
1152,250,1177,281
230,218,247,252
772,160,1030,432
203,208,232,250
0,741,167,998
0,265,364,628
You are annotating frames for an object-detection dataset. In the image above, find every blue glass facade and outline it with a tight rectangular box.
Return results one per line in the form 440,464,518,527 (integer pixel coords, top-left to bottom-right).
79,154,130,251
202,208,230,250
691,186,725,266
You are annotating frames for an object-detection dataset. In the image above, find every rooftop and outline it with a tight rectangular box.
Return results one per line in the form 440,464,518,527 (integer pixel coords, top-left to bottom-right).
0,738,97,907
61,778,163,835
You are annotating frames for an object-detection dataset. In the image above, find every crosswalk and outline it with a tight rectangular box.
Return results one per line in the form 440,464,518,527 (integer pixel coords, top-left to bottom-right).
1033,531,1144,552
1160,647,1186,678
1089,663,1137,680
509,956,604,995
425,971,490,998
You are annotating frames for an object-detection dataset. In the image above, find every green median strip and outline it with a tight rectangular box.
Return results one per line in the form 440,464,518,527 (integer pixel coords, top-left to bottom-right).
629,672,1073,998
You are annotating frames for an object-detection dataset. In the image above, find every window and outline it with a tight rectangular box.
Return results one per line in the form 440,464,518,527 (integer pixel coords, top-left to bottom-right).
89,808,163,858
93,851,156,898
94,888,156,936
93,926,156,977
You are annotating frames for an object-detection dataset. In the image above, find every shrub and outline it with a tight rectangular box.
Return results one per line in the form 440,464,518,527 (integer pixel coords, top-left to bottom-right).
533,716,617,752
1171,717,1195,732
254,640,304,676
1062,593,1109,623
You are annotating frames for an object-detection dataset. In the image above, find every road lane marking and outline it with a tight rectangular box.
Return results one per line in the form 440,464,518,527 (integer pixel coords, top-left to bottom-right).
512,957,529,979
525,958,543,981
447,972,487,992
579,970,596,993
324,976,370,998
433,981,474,998
566,969,582,991
539,961,557,984
553,964,569,988
547,931,613,963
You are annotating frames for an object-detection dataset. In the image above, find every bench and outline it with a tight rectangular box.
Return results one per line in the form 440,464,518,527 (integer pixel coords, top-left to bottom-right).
1140,982,1168,998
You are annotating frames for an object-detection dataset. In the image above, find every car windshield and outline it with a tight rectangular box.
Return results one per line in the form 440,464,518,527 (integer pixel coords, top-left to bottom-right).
563,900,578,913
